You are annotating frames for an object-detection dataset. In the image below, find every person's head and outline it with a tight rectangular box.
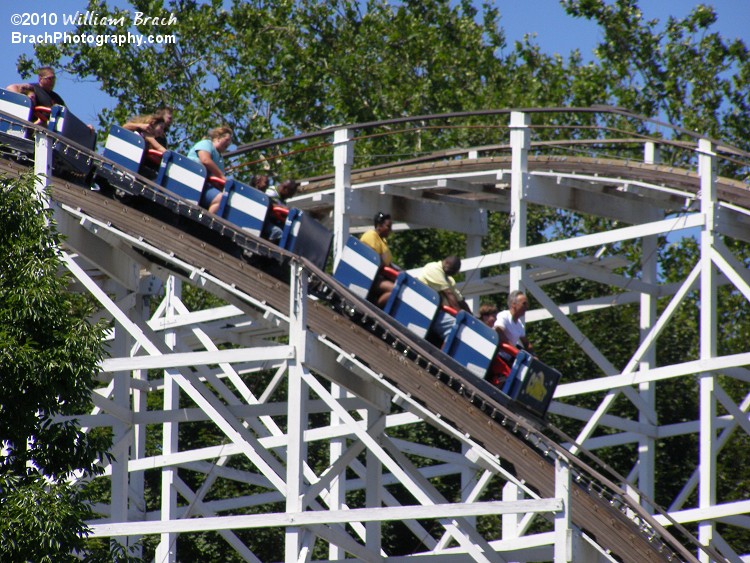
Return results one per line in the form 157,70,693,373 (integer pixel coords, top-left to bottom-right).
129,114,165,136
442,256,461,277
277,179,299,200
209,126,233,152
147,115,167,138
154,106,173,129
478,304,498,327
250,174,270,191
373,211,392,238
37,66,56,93
507,290,529,320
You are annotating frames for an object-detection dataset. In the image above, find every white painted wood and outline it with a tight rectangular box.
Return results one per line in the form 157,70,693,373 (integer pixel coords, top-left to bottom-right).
89,499,562,536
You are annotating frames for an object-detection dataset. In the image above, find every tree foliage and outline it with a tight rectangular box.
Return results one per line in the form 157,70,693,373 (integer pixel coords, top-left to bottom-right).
21,0,748,149
0,172,113,561
564,0,750,150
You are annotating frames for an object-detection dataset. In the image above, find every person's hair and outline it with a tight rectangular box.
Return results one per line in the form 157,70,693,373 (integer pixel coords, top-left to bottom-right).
443,256,461,275
37,66,55,78
374,211,391,227
208,125,233,140
478,304,498,318
507,290,526,309
154,107,173,128
250,174,269,189
278,179,299,195
128,114,165,128
148,115,166,128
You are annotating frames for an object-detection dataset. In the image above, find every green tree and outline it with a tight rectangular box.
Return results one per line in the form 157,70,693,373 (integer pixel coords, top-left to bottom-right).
21,0,749,155
563,0,750,163
0,172,119,561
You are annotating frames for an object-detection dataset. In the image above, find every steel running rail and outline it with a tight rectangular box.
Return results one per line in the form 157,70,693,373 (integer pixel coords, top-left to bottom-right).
225,105,750,161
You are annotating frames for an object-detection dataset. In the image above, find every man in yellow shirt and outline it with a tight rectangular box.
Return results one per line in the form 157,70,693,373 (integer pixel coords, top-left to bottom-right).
418,255,472,341
418,256,472,314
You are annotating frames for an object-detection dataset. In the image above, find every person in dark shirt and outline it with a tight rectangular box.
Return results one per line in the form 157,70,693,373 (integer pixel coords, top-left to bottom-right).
7,66,65,108
16,85,43,124
250,174,270,192
264,179,300,242
265,179,299,204
153,106,173,149
122,114,168,153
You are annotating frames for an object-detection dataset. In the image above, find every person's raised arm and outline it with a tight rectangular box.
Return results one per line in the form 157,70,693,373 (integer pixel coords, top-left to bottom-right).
5,82,31,94
122,122,150,134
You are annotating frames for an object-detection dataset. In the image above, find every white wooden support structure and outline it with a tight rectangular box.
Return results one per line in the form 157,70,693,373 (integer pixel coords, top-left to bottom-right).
698,138,718,562
331,126,354,560
31,107,750,562
34,129,52,203
644,141,660,165
638,145,660,511
333,128,353,265
364,405,385,557
508,111,530,293
286,262,310,561
156,275,181,563
327,377,348,563
464,234,483,313
554,458,572,563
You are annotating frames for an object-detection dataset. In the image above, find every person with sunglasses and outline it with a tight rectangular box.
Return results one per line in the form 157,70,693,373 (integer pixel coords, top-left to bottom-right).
7,66,65,109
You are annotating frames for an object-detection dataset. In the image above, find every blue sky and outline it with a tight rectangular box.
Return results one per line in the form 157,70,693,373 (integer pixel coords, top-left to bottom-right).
0,0,748,126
